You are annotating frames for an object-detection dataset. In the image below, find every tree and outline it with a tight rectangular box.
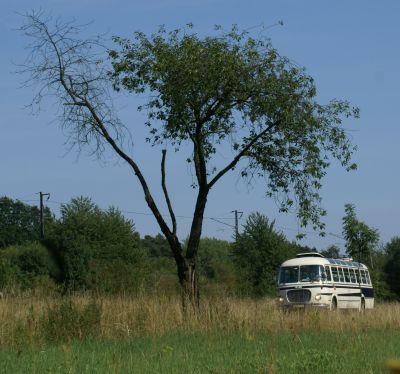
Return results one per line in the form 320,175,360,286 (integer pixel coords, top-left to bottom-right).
197,238,233,280
0,196,52,248
46,197,145,292
342,204,379,265
233,212,298,296
140,234,173,258
20,12,359,307
321,244,340,258
383,237,400,299
197,238,236,295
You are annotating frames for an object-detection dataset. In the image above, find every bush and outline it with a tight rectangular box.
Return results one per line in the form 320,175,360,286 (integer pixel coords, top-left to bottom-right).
88,260,150,294
233,213,298,296
45,197,144,292
41,300,102,343
12,244,55,276
0,242,56,292
0,257,23,291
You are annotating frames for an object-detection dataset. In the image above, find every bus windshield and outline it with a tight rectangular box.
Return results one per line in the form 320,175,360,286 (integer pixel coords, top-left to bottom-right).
279,266,299,284
279,265,322,284
299,265,321,282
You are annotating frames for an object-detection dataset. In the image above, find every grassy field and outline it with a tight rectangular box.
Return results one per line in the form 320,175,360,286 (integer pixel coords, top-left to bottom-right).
1,329,400,373
1,295,400,373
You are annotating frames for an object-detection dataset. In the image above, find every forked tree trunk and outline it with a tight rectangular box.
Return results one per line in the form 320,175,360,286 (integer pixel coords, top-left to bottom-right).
177,257,199,310
176,191,207,310
166,238,200,311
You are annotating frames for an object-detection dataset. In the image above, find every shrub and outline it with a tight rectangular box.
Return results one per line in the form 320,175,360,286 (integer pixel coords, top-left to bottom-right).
40,300,102,343
88,260,150,294
45,197,144,292
0,257,23,291
0,243,56,291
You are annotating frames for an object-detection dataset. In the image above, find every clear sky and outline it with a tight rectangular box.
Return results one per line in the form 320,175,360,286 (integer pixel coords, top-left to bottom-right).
1,0,399,251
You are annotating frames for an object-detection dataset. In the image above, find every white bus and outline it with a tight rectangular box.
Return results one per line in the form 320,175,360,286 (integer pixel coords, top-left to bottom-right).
277,253,374,310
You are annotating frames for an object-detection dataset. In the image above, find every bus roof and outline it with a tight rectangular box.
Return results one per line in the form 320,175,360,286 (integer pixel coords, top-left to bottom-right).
296,252,325,258
281,256,368,269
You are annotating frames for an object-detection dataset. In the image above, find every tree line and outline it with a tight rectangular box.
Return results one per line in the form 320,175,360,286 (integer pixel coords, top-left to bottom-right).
1,196,399,300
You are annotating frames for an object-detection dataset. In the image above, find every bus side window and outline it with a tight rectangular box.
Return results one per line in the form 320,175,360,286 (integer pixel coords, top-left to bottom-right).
355,269,361,283
331,267,339,282
338,267,345,282
349,269,357,283
324,266,332,281
360,270,367,284
365,271,371,285
343,268,351,283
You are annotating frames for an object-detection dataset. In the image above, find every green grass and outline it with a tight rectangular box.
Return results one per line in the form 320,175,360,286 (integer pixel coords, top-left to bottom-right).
2,329,400,373
2,296,400,372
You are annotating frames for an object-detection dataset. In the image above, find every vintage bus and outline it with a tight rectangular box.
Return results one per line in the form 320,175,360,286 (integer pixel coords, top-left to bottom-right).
276,253,374,310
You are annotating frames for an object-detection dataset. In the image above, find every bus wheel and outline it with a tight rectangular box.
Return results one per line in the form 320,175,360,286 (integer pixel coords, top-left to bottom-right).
331,297,337,311
360,298,365,312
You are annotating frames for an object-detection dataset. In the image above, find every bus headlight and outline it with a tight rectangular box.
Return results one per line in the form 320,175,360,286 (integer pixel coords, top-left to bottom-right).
315,294,321,301
278,297,284,303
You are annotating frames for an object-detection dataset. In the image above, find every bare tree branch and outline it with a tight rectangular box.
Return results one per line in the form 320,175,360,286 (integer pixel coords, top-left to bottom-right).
208,119,280,190
19,11,184,259
161,149,177,235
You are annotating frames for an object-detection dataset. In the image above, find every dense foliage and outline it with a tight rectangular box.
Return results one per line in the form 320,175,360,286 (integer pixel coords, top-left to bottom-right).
233,213,298,296
342,203,379,265
383,237,400,299
0,196,52,248
45,197,148,293
0,197,399,300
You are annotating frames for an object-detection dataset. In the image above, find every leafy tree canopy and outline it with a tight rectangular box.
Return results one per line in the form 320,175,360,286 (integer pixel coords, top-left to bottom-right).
140,234,172,258
0,196,52,248
342,204,379,264
46,197,143,290
383,237,400,298
321,244,341,258
197,238,233,281
233,212,299,296
109,25,359,232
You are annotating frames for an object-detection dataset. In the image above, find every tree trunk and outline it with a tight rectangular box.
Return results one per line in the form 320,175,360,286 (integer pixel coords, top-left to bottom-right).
177,191,207,310
162,189,207,311
177,257,199,310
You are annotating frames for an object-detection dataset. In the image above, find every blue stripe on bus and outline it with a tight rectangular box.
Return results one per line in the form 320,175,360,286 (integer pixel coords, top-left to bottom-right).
362,288,374,298
279,285,373,291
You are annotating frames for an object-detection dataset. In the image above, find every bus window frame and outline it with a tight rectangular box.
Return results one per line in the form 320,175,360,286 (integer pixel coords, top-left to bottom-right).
338,267,345,282
360,269,367,284
355,268,361,283
349,268,357,283
343,267,351,283
366,271,371,285
331,266,339,282
324,266,332,282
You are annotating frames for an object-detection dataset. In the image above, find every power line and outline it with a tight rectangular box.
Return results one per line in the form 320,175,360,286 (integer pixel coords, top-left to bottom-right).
209,217,235,229
0,194,346,243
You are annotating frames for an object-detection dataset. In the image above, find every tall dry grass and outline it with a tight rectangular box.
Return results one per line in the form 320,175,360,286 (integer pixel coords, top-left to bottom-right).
1,294,400,346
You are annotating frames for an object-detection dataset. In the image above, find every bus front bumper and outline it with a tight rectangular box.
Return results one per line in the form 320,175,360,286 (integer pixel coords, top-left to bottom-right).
280,303,330,310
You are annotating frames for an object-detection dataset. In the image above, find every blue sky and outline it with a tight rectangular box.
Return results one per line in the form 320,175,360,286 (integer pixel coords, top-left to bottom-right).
1,0,399,251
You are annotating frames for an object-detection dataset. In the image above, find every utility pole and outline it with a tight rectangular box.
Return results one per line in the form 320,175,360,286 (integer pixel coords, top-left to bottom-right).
39,192,50,239
231,210,243,238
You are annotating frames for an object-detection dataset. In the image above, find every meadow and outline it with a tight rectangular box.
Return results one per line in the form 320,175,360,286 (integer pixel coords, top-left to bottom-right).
1,295,400,373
